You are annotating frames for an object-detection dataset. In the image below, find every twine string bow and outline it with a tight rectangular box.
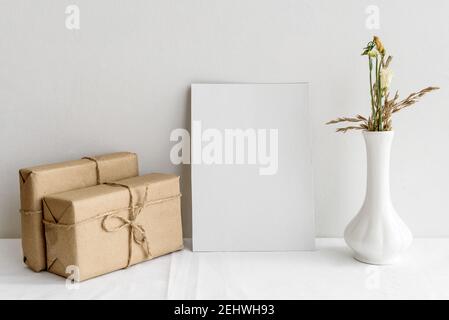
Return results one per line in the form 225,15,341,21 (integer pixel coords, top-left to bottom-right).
102,183,152,268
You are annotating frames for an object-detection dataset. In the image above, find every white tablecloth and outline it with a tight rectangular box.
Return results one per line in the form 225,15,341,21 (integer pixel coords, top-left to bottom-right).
1,238,448,299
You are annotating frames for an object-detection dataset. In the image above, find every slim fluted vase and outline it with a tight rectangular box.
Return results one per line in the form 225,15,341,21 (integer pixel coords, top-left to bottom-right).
344,131,412,264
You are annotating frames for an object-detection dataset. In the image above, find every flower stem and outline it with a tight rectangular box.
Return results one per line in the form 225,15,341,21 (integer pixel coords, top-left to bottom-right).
369,56,375,126
377,56,383,131
375,56,379,131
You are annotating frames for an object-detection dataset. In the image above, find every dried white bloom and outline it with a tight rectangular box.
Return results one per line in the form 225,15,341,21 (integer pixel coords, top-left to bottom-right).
380,67,393,90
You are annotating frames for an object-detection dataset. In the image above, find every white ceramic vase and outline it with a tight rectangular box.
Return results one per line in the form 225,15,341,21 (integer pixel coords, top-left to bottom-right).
344,131,412,264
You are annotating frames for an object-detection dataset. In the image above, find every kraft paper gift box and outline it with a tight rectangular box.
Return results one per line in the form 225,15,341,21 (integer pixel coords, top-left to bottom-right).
42,173,183,281
19,152,139,272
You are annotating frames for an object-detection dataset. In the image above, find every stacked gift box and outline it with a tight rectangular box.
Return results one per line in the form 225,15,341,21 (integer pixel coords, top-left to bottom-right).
19,152,183,281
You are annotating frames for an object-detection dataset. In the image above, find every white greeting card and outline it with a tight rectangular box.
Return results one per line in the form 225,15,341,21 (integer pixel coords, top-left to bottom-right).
191,83,315,251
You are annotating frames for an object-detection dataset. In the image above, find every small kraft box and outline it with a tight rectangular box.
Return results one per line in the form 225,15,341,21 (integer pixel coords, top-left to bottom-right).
19,152,139,272
43,173,184,281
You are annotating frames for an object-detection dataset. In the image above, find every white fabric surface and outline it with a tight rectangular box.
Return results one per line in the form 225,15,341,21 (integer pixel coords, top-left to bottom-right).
0,239,170,299
1,239,449,299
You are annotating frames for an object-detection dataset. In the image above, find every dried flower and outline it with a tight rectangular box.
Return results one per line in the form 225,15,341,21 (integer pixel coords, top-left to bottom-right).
361,41,375,56
326,37,439,133
373,36,385,55
380,67,393,90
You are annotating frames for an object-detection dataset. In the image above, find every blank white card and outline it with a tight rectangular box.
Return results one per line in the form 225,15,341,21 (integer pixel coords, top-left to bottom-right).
191,83,315,251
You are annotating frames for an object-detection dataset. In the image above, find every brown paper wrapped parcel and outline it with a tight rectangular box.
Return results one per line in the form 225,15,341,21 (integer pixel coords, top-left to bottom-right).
43,173,183,281
19,152,139,272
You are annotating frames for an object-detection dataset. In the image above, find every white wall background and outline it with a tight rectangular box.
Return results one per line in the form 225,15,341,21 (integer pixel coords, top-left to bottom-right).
1,0,448,238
